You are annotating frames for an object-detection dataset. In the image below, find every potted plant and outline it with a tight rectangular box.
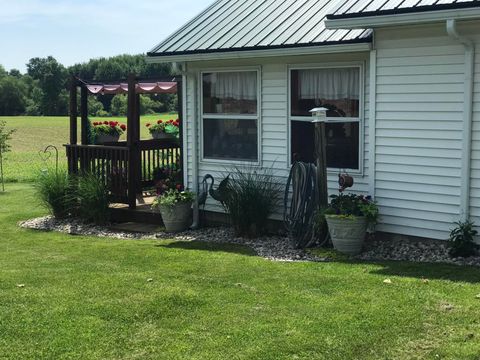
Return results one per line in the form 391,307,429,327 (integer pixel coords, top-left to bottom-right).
92,121,126,144
146,119,180,140
324,194,379,255
152,187,194,232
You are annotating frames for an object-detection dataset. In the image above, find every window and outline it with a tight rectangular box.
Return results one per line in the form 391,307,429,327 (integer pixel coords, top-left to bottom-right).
202,70,259,162
290,67,361,170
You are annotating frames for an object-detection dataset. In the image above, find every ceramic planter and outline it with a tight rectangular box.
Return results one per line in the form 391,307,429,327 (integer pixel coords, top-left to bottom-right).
96,133,120,144
158,202,192,232
325,215,367,255
152,132,175,140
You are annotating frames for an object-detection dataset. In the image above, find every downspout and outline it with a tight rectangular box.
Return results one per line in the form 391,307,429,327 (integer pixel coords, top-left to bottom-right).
173,62,200,229
446,19,475,221
190,70,200,229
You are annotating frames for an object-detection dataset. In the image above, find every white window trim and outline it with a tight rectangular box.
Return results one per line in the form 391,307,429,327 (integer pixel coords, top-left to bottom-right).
199,67,262,166
287,62,365,175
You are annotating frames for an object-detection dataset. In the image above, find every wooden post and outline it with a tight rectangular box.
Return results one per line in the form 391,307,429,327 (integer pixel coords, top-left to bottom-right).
314,121,328,209
80,86,89,145
69,76,78,145
127,74,138,209
135,93,142,194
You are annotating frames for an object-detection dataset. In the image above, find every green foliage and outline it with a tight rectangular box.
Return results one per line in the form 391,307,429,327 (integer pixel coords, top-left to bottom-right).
76,173,111,225
111,94,128,116
92,121,126,137
448,220,478,258
0,120,16,191
88,96,104,116
152,189,194,208
35,169,75,219
325,193,379,225
0,76,27,115
27,56,67,116
222,166,282,238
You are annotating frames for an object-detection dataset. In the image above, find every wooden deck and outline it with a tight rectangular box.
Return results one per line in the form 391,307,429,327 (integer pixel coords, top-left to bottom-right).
110,195,163,225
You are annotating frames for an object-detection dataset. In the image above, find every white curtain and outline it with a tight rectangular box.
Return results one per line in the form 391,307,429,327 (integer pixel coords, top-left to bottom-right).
210,71,257,100
298,68,359,100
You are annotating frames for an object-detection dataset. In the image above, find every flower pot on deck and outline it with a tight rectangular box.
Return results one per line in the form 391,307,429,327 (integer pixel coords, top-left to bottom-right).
325,215,367,255
96,134,120,144
158,202,192,232
152,132,175,140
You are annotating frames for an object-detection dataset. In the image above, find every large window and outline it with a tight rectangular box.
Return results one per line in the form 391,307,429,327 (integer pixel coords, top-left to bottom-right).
202,70,259,162
290,66,361,170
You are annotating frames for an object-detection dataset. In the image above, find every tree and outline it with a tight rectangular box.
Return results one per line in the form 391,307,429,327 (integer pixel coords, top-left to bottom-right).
0,120,15,192
0,76,27,115
111,95,128,116
27,56,68,115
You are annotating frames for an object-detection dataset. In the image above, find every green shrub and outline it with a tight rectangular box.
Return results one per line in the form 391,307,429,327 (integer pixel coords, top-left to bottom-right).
77,173,111,224
448,220,478,258
35,169,75,219
152,188,194,208
222,166,281,238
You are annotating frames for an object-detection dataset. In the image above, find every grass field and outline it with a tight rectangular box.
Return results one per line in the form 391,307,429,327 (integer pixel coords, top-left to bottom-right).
1,184,480,359
0,114,178,183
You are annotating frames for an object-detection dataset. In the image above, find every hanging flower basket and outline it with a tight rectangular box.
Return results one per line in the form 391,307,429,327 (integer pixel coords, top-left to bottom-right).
95,134,120,144
152,132,175,140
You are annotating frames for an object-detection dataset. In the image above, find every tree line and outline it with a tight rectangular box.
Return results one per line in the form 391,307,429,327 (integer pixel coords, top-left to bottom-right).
0,55,175,117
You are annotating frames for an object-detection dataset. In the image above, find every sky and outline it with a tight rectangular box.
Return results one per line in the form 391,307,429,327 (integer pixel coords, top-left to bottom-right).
0,0,213,73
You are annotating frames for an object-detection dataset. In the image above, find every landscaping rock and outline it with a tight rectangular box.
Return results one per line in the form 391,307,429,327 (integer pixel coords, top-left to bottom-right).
19,217,480,266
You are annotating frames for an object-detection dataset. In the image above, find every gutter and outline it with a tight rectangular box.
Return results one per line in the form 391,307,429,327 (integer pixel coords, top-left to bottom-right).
146,42,372,64
446,19,475,221
325,8,480,29
189,69,200,229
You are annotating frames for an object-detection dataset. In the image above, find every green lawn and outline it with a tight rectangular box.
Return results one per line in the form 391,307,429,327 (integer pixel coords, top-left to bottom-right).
0,114,178,183
1,183,480,359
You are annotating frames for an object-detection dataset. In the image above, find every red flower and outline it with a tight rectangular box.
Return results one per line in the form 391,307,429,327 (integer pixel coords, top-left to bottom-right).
157,119,163,124
103,121,109,125
168,119,174,123
176,184,183,191
120,124,126,131
110,124,116,128
176,118,180,122
146,123,151,127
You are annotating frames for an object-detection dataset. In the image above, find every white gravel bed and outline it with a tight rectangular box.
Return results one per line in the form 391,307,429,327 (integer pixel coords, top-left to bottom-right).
19,216,480,266
18,217,325,262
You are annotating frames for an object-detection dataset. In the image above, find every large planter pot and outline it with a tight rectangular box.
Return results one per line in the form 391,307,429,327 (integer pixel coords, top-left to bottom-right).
158,202,192,232
152,132,175,140
325,215,367,255
96,133,120,144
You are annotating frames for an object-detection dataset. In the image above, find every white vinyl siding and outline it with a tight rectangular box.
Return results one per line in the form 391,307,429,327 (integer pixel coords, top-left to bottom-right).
374,24,465,239
183,53,371,217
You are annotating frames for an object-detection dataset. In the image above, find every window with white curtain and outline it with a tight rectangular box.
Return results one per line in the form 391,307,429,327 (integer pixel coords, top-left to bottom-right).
290,67,361,170
202,70,259,162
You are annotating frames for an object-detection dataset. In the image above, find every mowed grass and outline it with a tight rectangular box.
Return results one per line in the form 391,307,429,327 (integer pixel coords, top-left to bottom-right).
0,114,178,182
1,184,480,359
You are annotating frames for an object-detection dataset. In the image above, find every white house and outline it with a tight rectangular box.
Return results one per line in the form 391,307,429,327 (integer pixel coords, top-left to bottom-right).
147,0,480,241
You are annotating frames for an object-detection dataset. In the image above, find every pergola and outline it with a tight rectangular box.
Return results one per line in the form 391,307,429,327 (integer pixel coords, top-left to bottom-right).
67,74,183,209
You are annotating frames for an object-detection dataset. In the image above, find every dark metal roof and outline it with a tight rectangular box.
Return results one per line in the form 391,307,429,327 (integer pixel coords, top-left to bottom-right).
327,0,480,20
148,0,372,57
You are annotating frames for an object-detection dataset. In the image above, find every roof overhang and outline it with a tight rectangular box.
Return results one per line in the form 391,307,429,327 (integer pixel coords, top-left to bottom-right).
325,7,480,29
146,41,372,64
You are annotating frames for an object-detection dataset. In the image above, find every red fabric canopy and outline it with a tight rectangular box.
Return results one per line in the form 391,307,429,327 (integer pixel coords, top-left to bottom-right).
86,82,177,95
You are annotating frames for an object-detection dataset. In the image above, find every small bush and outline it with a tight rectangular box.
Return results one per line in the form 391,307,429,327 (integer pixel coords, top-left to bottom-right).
36,169,75,219
448,220,478,258
76,173,111,224
222,166,281,238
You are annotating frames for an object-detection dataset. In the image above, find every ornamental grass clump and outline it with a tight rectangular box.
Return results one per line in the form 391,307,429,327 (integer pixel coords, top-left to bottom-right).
448,220,478,258
36,169,76,219
222,166,281,238
76,173,111,225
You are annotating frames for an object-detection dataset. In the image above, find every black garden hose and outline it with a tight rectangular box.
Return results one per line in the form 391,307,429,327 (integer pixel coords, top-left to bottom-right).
284,162,318,249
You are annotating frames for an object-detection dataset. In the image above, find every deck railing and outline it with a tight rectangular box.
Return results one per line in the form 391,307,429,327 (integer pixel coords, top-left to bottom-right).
65,139,181,206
